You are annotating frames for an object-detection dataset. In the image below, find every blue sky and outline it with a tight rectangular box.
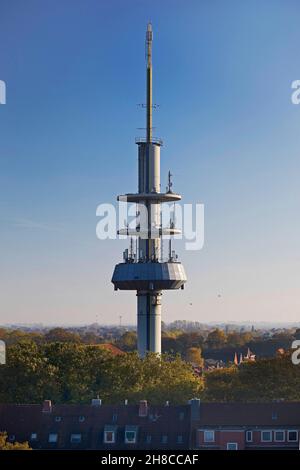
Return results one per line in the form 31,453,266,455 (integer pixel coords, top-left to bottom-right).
0,0,299,325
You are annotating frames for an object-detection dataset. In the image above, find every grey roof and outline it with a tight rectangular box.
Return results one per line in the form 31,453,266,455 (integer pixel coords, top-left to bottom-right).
192,402,300,427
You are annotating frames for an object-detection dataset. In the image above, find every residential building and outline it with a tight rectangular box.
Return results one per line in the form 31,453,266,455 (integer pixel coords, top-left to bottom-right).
191,401,300,450
0,399,299,450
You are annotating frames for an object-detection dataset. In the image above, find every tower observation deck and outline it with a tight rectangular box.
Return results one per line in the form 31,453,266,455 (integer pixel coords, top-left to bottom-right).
111,24,187,357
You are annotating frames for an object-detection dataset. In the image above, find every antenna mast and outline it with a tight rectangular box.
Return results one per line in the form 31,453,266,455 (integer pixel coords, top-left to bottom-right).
146,23,153,143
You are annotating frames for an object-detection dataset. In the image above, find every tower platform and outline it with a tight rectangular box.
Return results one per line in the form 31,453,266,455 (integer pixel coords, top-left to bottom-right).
112,261,186,291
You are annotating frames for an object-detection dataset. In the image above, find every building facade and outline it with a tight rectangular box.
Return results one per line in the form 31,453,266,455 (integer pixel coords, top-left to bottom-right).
0,400,299,450
191,401,300,450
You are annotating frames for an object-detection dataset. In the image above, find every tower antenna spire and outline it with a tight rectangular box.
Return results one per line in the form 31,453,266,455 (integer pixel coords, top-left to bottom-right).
146,22,153,143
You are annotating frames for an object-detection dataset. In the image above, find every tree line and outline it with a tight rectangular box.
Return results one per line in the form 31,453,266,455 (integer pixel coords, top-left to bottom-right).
0,338,300,405
0,341,202,405
1,326,297,359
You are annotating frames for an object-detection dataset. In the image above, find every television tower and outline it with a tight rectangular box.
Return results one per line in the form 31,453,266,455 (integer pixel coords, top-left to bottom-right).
112,23,187,357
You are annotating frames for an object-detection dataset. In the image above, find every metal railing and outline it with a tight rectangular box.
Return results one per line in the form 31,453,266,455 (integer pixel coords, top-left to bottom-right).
123,253,180,264
135,136,163,146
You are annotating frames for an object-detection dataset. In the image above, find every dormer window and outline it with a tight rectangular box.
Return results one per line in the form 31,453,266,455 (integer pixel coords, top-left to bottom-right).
112,413,118,423
79,416,85,422
70,434,82,444
48,433,58,443
125,431,136,443
55,416,62,422
125,426,138,444
104,425,117,444
104,431,115,443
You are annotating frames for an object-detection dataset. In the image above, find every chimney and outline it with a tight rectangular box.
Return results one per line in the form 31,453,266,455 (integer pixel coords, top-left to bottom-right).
42,400,52,413
190,398,200,421
91,397,102,406
139,400,148,417
165,400,170,407
124,399,128,406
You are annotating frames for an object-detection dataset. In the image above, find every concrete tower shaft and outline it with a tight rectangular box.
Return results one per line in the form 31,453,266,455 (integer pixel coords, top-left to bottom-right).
137,290,161,355
137,142,161,261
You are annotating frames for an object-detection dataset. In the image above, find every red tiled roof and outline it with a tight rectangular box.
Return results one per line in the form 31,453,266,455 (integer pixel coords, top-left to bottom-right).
98,344,125,355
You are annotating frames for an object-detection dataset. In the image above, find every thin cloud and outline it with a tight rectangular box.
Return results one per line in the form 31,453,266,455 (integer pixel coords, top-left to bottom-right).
9,217,65,232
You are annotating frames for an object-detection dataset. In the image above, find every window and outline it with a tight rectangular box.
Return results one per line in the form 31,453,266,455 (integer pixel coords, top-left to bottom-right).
161,435,168,444
104,425,117,444
179,412,185,421
112,414,118,423
272,411,278,420
288,430,298,442
55,416,61,422
204,430,215,443
125,426,137,444
104,431,115,443
125,431,136,444
30,433,37,441
8,435,15,442
177,435,183,444
274,431,285,442
79,416,85,422
261,431,272,442
227,443,238,450
70,434,82,444
246,431,253,442
146,435,152,444
48,433,58,443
